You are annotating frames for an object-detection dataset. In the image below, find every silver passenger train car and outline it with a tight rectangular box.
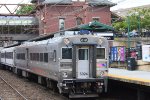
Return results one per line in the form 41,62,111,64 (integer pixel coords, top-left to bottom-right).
0,33,109,98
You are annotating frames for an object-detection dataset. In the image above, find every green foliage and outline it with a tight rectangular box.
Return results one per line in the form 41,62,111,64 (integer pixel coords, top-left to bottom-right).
16,5,36,15
112,8,150,32
112,20,127,32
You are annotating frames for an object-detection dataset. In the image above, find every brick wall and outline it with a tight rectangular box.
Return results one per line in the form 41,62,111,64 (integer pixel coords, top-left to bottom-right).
36,2,112,35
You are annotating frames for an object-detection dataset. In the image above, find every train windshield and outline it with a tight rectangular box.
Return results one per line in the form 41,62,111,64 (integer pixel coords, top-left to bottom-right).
78,49,88,60
62,48,72,59
97,48,105,59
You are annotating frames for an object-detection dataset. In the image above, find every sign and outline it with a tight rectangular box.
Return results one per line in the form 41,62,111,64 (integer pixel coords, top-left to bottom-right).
111,47,118,61
79,30,90,35
117,46,125,61
142,45,150,62
111,46,126,62
103,36,114,40
129,47,137,59
80,38,88,42
94,32,114,40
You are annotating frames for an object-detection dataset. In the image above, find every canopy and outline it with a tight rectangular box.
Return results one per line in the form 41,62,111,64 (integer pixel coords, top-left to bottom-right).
77,21,114,31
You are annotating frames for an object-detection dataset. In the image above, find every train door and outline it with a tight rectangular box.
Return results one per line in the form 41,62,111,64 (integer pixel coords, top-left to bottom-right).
76,47,89,79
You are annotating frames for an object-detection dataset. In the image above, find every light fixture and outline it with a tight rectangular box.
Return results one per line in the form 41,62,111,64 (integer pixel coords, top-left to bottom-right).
63,72,68,78
64,38,70,45
98,38,103,44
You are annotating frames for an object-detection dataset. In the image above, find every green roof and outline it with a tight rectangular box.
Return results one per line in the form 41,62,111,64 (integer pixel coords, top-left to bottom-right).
87,0,116,7
77,21,114,31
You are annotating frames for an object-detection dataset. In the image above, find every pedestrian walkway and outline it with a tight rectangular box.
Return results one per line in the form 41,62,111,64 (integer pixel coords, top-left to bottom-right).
108,68,150,86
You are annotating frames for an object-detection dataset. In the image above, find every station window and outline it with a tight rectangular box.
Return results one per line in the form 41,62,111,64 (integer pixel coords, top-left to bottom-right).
59,18,65,30
76,17,82,25
97,48,105,59
92,17,100,22
62,48,72,59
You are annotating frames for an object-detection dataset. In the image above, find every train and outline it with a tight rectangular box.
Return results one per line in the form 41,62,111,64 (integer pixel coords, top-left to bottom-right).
0,31,109,98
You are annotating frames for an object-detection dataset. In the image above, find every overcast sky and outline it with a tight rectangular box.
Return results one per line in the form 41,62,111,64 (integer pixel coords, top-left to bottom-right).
110,0,150,11
0,0,150,13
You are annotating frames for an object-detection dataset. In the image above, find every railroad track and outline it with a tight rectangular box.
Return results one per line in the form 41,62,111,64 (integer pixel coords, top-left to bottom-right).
0,75,28,100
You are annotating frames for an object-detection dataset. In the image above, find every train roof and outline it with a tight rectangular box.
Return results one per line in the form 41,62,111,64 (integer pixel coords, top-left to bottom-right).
21,34,104,47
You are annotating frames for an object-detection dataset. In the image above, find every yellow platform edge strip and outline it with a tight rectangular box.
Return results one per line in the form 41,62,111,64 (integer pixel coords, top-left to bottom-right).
108,74,150,83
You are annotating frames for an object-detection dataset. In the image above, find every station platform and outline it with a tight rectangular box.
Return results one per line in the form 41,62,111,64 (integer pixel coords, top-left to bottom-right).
108,68,150,86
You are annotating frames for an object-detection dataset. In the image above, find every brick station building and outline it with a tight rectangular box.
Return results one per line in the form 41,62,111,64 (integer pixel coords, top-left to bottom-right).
31,0,116,35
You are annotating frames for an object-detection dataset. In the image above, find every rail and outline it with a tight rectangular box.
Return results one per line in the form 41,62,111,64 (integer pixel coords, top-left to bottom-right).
0,76,28,100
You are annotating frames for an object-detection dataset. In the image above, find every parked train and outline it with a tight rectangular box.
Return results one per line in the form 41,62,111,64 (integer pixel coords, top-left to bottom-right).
0,32,109,98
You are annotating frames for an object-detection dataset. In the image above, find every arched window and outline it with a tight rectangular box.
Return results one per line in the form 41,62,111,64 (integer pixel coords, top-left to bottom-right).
76,17,82,25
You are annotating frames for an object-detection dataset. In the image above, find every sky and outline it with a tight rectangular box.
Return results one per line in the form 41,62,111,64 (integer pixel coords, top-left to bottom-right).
0,0,150,13
110,0,150,11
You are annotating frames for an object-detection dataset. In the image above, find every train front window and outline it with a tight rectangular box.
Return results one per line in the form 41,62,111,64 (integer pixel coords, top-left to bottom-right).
97,48,105,59
78,49,88,60
62,48,72,59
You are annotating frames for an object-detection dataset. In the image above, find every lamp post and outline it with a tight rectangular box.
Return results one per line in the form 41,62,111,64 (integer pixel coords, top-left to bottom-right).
127,15,130,57
135,12,141,36
137,15,141,36
127,12,141,57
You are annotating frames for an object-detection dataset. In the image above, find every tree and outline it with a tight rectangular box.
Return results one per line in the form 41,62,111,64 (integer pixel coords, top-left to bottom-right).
112,20,127,32
112,8,150,32
16,5,36,15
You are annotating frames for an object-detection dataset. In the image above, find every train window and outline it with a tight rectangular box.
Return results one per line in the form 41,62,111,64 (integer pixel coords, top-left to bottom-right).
53,50,56,62
78,49,88,60
7,52,13,59
44,53,48,63
22,53,25,60
16,53,25,60
62,48,72,59
33,53,36,61
97,48,105,59
40,53,44,62
1,53,5,58
37,53,39,61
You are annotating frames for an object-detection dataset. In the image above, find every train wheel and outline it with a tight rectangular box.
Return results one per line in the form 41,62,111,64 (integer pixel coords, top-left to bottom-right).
46,79,58,92
17,69,22,77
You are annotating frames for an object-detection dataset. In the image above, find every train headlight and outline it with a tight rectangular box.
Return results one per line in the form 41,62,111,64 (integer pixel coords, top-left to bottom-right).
99,71,104,76
98,38,103,44
64,38,70,45
63,72,68,78
99,71,108,77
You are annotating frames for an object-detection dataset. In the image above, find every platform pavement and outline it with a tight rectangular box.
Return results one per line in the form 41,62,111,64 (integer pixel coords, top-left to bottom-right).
108,68,150,86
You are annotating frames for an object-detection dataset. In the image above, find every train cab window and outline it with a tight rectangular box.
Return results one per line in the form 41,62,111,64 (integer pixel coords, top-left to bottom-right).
62,48,72,59
97,48,105,59
44,53,48,63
